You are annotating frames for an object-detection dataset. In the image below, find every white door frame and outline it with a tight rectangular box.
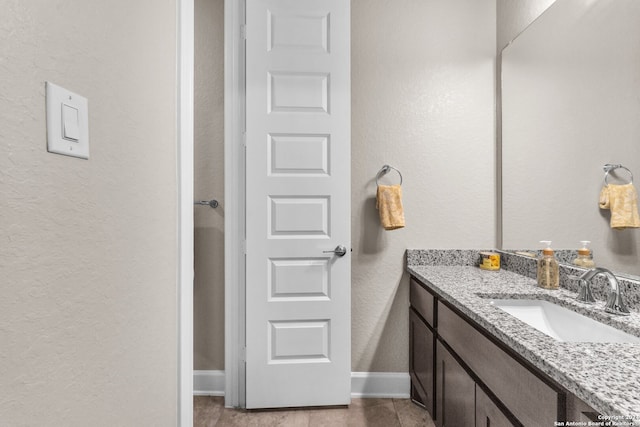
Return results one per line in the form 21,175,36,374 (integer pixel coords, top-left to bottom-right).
223,0,246,408
178,0,194,424
178,0,245,416
178,0,245,418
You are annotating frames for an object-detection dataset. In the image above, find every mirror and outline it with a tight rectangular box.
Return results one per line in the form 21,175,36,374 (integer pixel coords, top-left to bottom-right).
501,0,640,278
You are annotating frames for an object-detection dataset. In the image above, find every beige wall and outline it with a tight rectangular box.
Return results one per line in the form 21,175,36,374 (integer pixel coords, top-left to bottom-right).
193,0,497,373
0,1,178,425
350,0,496,372
194,0,225,371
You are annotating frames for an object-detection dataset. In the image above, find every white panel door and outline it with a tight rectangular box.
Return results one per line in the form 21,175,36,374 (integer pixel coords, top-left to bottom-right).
245,0,351,409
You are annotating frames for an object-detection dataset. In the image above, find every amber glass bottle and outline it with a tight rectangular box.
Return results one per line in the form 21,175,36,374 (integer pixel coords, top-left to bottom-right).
537,241,559,290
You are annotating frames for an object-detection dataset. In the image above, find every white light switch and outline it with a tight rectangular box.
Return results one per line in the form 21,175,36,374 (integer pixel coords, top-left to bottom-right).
46,82,89,159
62,104,80,141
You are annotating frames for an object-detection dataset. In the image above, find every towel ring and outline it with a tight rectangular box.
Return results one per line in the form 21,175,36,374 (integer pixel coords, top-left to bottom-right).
603,164,633,185
376,164,403,186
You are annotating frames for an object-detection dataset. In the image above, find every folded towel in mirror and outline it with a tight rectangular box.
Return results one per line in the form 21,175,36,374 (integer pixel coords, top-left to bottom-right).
376,184,405,230
599,183,640,229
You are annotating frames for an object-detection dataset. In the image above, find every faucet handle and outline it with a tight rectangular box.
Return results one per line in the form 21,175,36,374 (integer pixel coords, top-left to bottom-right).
605,282,631,316
569,275,597,304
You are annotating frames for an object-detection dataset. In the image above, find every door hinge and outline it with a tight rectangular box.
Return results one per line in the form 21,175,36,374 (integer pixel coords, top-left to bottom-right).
242,132,247,147
241,25,247,40
243,240,247,255
241,346,247,362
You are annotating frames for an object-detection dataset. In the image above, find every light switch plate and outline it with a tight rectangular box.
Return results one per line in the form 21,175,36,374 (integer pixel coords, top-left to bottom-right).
46,82,89,159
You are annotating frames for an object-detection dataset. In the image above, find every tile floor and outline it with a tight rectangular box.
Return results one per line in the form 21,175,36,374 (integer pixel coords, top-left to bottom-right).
194,396,436,427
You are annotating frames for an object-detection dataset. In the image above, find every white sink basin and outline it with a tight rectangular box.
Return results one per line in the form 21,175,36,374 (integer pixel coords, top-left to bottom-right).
489,299,640,343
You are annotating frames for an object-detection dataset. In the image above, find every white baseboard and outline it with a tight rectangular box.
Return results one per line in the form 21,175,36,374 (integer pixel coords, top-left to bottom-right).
193,370,226,396
350,372,410,398
193,370,410,399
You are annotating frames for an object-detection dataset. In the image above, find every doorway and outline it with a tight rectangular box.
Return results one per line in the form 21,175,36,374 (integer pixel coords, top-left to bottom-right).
193,0,226,390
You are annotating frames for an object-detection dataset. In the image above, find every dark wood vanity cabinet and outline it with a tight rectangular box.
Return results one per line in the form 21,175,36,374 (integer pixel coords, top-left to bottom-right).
438,301,563,425
409,275,568,427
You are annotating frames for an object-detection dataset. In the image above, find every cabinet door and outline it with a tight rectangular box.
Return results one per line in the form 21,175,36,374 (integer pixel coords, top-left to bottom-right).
476,385,518,427
410,309,435,417
436,341,475,427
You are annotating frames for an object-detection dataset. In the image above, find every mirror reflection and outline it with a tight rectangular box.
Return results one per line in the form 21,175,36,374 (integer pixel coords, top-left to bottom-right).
501,0,640,277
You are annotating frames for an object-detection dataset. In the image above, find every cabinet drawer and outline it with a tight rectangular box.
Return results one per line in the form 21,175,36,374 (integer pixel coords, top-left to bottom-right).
410,277,435,327
438,302,563,426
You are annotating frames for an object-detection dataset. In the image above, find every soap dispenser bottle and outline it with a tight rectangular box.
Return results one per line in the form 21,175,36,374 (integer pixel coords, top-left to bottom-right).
537,241,559,290
573,241,595,268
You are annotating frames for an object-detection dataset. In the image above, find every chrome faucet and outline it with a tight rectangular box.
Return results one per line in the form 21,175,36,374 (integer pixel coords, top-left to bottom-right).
577,267,630,316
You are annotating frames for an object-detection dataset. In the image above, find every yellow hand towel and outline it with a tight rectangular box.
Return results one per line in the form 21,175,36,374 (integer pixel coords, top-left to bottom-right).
376,184,405,230
599,183,640,229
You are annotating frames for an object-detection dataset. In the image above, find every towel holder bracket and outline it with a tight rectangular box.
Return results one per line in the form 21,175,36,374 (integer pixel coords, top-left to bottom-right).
376,164,403,186
603,164,633,185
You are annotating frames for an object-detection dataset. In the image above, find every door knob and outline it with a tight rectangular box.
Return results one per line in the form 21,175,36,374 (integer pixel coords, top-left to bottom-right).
323,245,347,257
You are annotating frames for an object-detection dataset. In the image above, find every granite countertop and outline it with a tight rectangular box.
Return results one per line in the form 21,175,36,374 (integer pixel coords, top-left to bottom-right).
407,260,640,420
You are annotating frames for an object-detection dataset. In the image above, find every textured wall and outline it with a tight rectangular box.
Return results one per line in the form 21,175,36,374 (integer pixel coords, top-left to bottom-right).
350,0,496,372
194,0,225,371
0,1,178,425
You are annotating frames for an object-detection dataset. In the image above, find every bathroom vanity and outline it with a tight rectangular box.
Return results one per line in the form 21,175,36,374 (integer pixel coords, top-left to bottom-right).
407,250,640,426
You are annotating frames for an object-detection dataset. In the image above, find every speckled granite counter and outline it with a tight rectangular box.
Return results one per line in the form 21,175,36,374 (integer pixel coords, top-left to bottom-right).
407,249,640,420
